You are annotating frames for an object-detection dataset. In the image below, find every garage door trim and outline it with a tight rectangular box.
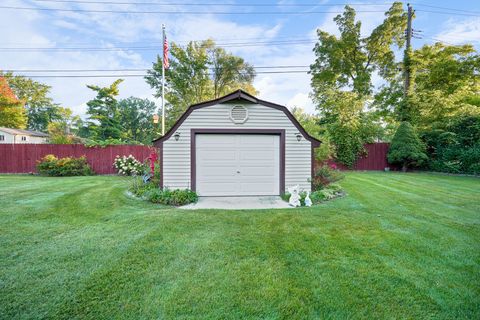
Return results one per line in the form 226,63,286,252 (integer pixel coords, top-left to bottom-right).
191,128,285,195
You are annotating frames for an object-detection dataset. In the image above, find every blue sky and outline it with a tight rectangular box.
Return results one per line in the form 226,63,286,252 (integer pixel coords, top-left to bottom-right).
1,0,479,117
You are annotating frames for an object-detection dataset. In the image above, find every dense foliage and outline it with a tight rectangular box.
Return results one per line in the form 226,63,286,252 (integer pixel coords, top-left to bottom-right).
422,116,480,174
36,154,94,176
388,122,428,172
118,97,159,145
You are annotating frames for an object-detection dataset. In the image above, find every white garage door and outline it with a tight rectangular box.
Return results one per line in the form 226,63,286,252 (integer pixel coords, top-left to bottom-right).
196,134,280,196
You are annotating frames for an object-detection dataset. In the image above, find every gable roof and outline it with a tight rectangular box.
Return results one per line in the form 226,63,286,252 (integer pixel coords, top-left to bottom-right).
0,127,49,137
0,76,19,102
153,89,321,147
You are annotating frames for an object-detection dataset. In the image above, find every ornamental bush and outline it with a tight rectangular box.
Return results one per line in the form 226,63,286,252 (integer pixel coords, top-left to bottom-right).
312,164,345,191
388,122,428,172
113,155,143,176
37,154,94,176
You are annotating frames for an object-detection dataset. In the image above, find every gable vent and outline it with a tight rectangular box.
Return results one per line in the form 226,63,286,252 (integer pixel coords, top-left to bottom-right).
230,105,248,124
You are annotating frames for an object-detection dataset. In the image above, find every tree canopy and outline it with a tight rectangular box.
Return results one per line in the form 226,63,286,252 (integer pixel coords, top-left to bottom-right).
0,76,27,129
309,2,407,166
145,40,256,131
3,72,63,131
375,43,480,127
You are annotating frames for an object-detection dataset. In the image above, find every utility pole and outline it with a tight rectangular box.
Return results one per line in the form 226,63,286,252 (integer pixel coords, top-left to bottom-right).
404,3,413,96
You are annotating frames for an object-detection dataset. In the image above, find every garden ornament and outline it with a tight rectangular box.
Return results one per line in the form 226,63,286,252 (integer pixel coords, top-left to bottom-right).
288,185,301,207
304,191,312,207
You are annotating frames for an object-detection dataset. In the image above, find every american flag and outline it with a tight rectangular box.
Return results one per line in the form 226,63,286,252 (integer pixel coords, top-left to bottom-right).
163,32,169,69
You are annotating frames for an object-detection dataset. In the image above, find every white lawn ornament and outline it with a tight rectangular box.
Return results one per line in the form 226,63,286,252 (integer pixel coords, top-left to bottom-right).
304,191,312,207
288,185,301,207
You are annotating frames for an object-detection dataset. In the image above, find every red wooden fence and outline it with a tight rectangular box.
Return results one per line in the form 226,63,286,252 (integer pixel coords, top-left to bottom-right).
316,143,392,171
0,144,154,174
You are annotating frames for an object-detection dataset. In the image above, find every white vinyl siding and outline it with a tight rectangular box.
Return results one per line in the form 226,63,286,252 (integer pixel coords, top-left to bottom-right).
162,103,312,192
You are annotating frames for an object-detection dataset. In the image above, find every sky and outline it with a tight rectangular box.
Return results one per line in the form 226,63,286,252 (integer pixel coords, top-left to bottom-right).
1,0,479,118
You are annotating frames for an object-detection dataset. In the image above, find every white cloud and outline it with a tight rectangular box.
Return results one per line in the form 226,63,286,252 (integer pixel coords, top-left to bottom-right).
435,17,480,44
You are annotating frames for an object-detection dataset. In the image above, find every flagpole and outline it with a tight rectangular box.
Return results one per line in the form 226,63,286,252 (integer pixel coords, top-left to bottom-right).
161,24,166,136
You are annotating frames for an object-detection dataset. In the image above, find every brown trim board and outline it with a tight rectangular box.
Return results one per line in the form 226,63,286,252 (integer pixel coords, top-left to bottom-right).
190,128,286,195
153,89,321,148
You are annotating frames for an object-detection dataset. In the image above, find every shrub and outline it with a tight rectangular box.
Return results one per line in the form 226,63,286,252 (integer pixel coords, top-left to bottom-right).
146,188,198,206
312,165,345,191
128,178,197,206
388,121,428,172
37,154,94,176
113,155,143,176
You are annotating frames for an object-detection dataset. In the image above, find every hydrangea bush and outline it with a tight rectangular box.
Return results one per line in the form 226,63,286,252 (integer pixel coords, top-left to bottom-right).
113,155,143,176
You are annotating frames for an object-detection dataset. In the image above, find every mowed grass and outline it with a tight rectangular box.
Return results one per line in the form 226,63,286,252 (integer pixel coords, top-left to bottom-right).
0,173,479,319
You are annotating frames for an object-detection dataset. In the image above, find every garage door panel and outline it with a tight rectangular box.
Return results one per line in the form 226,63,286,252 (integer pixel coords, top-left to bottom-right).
196,134,280,196
239,166,275,176
239,182,276,192
197,134,235,145
240,150,276,160
199,166,237,177
198,150,236,161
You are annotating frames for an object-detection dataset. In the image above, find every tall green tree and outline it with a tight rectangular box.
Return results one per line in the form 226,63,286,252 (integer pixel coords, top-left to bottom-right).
145,40,256,131
86,79,123,141
3,72,61,131
118,97,158,144
0,76,27,129
310,2,407,166
310,2,407,101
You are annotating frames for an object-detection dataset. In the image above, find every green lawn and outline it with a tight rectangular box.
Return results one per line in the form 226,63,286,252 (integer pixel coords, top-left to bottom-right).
0,173,479,319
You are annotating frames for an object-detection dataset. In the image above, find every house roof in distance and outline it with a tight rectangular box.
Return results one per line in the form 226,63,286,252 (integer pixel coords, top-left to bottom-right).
153,89,321,147
0,127,49,137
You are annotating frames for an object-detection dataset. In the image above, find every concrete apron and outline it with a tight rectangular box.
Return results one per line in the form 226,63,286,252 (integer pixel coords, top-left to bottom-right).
179,196,292,210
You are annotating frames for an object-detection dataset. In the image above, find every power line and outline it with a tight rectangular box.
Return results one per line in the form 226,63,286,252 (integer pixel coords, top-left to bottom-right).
3,66,310,72
0,39,317,51
28,0,397,7
414,3,480,15
0,5,396,14
8,70,310,78
415,9,480,17
2,4,479,17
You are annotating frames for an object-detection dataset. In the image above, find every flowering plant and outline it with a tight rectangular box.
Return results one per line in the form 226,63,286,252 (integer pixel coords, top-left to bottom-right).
113,154,143,176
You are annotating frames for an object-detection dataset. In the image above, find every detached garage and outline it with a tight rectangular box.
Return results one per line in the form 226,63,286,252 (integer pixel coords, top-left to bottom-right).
153,90,321,196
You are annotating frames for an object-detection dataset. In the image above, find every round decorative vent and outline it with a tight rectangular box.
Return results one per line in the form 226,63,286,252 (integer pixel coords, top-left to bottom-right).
230,105,248,124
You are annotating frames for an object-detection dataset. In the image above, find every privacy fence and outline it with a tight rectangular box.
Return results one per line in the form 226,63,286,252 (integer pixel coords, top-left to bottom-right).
316,143,391,171
0,144,154,174
0,142,391,174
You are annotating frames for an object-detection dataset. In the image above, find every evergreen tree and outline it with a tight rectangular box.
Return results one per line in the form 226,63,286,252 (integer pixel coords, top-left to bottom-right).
388,122,427,172
86,79,123,141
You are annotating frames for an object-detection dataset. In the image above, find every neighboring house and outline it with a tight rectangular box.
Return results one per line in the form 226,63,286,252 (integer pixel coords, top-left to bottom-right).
0,127,49,144
154,90,321,196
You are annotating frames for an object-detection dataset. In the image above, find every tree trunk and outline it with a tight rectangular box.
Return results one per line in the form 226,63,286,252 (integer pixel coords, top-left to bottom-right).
402,163,407,172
